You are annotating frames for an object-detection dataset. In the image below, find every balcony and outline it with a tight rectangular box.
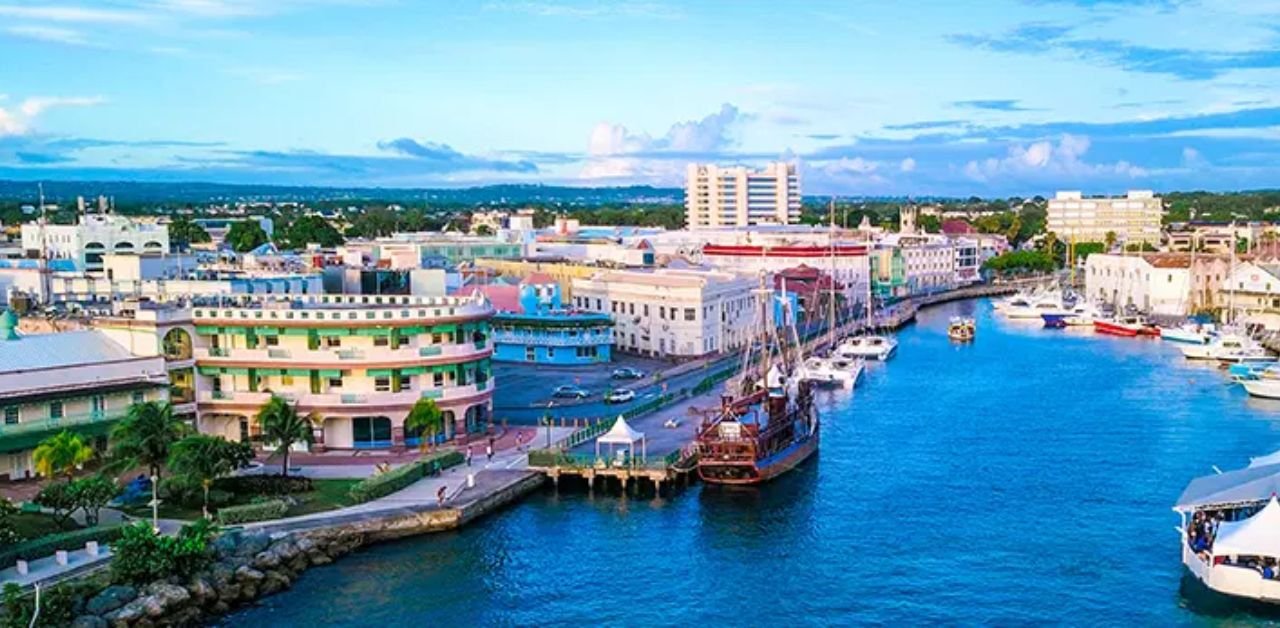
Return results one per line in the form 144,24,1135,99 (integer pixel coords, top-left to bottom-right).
491,330,614,347
197,342,491,367
0,411,125,451
197,384,488,411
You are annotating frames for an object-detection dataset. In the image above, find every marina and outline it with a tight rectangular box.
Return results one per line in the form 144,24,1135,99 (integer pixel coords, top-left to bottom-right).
227,298,1280,625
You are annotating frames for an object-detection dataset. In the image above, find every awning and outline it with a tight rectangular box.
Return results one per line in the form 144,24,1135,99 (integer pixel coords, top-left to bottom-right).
354,328,392,337
1214,497,1280,557
366,368,395,377
316,369,343,377
281,328,312,337
1175,463,1280,510
285,368,312,376
317,329,349,337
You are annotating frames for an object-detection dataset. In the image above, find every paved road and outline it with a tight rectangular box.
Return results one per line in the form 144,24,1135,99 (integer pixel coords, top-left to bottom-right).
567,387,721,460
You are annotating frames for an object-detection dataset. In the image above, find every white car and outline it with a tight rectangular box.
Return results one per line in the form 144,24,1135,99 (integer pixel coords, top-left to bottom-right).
605,388,636,404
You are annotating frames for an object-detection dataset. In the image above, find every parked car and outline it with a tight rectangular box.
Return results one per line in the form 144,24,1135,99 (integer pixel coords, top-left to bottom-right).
611,367,645,380
605,388,636,404
552,385,591,399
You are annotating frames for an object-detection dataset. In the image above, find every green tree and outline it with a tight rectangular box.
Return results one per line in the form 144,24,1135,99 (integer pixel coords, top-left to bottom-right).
70,474,118,526
109,401,188,482
34,482,78,529
110,519,217,585
226,220,270,253
0,499,18,545
405,398,445,451
168,217,211,250
256,395,314,478
33,430,94,479
283,215,344,249
1005,216,1023,243
1104,231,1117,252
918,215,941,234
168,435,254,518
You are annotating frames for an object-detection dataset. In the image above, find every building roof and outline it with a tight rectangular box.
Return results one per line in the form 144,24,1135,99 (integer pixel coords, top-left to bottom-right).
0,329,138,372
941,219,976,236
523,272,556,285
456,284,521,313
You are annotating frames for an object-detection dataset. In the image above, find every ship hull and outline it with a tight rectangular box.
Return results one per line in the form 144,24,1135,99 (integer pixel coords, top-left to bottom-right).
698,423,820,486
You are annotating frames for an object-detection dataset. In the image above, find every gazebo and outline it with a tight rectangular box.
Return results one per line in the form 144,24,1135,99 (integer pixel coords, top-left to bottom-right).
596,415,646,468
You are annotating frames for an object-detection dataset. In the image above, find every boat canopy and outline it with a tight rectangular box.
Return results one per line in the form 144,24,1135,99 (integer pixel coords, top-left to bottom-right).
1175,463,1280,511
1213,497,1280,558
1250,450,1280,469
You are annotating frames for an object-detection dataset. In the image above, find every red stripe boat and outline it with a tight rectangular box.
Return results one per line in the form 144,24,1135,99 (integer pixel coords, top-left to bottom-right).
1094,315,1160,337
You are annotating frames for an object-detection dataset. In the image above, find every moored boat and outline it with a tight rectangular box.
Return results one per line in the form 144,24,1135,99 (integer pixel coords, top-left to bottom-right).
1161,322,1217,345
1094,315,1159,337
1182,333,1258,361
797,355,863,388
1241,378,1280,399
1044,302,1103,328
836,335,898,360
947,317,975,341
1175,466,1280,606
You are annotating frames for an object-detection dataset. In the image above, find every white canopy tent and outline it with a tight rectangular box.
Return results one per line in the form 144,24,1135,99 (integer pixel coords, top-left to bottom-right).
1213,497,1280,558
596,415,646,467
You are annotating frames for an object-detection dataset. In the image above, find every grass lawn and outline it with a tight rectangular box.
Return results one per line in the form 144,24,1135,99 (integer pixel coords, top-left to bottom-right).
121,478,361,522
11,512,79,540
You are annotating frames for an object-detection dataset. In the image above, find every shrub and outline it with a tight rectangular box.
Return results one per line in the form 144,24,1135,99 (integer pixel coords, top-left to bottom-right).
216,474,313,496
216,499,289,525
347,451,464,504
0,525,125,570
110,520,216,585
34,482,78,529
70,475,118,526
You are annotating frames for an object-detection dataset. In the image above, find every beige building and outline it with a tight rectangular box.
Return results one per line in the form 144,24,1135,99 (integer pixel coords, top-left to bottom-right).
0,312,169,480
685,162,800,228
1047,190,1162,246
1084,253,1234,316
570,269,757,357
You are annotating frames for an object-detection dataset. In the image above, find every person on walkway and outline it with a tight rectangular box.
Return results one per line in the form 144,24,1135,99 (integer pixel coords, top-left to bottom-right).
486,442,494,463
515,432,523,452
466,446,473,467
436,485,447,507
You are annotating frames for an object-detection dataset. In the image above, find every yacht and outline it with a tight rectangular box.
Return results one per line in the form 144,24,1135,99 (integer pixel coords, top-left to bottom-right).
1241,377,1280,399
1093,314,1159,337
1181,333,1268,362
1043,302,1103,328
797,355,864,388
836,335,898,361
1160,322,1216,345
1175,472,1280,606
1001,291,1073,320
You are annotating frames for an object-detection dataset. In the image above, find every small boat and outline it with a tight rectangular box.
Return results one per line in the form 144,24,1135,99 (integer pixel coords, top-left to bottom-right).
797,355,864,388
1241,378,1280,399
1044,302,1103,328
1002,291,1073,320
1160,322,1216,345
836,335,898,361
1228,362,1279,381
947,317,975,341
1093,315,1159,337
1182,333,1268,362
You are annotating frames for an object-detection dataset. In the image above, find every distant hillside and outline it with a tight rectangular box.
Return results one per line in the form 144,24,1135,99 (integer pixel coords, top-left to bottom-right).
0,180,683,206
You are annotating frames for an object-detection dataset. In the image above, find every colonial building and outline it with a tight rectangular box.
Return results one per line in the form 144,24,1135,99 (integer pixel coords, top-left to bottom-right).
699,243,871,312
467,275,613,365
192,294,494,451
1222,261,1280,328
0,311,169,480
571,268,756,358
1084,253,1235,316
21,214,170,272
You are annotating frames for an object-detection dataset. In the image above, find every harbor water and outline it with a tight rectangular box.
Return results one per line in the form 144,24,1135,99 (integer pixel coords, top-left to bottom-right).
228,299,1280,625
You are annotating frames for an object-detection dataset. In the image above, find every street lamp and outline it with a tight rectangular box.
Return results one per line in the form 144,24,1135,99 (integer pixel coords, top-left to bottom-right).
544,401,554,448
149,474,160,534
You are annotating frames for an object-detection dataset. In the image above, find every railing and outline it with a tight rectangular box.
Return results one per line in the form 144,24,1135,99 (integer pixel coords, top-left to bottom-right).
208,347,230,357
267,348,291,359
0,411,123,437
337,350,365,360
563,419,614,449
491,331,615,347
340,394,367,404
420,346,443,357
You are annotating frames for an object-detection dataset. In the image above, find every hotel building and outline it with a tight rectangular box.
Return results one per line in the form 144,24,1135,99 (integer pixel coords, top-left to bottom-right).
192,294,494,451
1046,190,1162,246
685,162,801,228
571,269,756,357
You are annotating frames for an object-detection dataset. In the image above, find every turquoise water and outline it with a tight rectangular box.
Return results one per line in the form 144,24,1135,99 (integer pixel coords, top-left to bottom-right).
228,299,1280,625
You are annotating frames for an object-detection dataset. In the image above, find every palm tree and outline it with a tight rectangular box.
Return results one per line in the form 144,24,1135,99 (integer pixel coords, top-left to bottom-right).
256,395,313,478
405,398,444,452
1104,231,1117,253
169,435,254,519
33,430,94,479
109,401,188,482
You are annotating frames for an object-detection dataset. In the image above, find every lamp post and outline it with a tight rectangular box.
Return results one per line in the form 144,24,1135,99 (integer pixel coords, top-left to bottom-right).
544,401,554,448
149,474,160,534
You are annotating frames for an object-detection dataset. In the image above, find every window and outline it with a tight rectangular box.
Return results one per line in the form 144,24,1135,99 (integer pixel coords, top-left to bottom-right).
374,335,389,347
526,346,536,361
643,304,649,316
50,401,63,420
629,303,635,315
684,308,695,321
132,391,145,405
325,336,342,348
432,333,442,344
328,377,343,388
282,375,295,387
434,372,445,387
239,418,250,442
3,407,16,425
660,306,666,319
397,374,411,390
91,395,105,416
547,347,555,358
264,335,279,346
374,376,391,392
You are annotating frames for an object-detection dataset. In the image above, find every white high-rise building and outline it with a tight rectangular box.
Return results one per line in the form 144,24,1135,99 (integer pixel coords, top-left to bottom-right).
1046,190,1162,246
685,162,800,228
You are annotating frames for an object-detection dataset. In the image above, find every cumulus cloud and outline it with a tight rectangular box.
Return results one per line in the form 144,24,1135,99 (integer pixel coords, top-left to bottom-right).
962,133,1146,182
581,103,749,180
0,95,106,137
899,157,916,172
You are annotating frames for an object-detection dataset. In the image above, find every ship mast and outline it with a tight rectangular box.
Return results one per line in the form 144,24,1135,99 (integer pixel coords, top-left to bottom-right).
828,197,837,350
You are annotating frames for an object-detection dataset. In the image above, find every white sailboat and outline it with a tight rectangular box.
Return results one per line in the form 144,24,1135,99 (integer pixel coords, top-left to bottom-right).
837,220,897,361
798,200,866,388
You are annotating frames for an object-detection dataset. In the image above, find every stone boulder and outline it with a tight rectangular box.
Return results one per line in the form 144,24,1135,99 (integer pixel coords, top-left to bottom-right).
233,532,271,558
103,599,147,627
139,583,190,618
234,565,265,584
71,616,108,628
86,585,138,616
252,549,281,570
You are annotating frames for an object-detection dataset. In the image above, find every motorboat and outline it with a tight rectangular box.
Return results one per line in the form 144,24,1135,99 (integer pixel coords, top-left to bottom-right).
797,355,864,388
1174,481,1280,606
1181,333,1268,362
1160,322,1217,345
1241,377,1280,399
1043,302,1103,328
1216,344,1275,365
947,317,975,341
1001,291,1073,320
1228,362,1279,381
1093,315,1159,337
836,335,898,361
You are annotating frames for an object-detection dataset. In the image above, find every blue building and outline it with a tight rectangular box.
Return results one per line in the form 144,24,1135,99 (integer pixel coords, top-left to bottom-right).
482,275,613,365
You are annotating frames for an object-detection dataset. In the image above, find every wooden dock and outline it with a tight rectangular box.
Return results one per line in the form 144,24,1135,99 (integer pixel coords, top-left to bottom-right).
528,444,698,495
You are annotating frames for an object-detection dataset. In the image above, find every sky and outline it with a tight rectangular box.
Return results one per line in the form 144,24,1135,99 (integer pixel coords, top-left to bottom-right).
3,0,1280,196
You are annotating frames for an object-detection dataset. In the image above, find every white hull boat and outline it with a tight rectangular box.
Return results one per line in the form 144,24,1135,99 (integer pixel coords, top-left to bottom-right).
836,335,898,361
1181,334,1268,361
797,356,864,388
1242,378,1280,399
1161,323,1216,345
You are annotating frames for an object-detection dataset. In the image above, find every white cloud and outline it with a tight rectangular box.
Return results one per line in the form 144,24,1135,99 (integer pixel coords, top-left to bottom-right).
0,95,107,138
963,134,1147,182
899,157,916,172
0,5,150,24
5,24,93,46
1182,146,1209,167
581,103,748,180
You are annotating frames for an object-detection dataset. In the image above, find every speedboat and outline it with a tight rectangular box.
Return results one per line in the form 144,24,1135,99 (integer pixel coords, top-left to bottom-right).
1241,377,1280,399
1182,333,1266,361
1044,302,1103,328
1094,315,1159,337
947,317,975,341
836,335,898,361
1160,322,1216,345
797,355,864,388
1002,291,1073,320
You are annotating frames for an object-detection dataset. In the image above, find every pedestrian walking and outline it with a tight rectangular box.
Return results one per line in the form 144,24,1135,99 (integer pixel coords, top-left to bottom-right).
436,485,447,507
466,445,473,467
486,442,493,463
515,432,523,452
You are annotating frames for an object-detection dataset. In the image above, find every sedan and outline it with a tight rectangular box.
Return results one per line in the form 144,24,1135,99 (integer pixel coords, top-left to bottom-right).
552,385,591,399
611,367,646,380
605,388,636,404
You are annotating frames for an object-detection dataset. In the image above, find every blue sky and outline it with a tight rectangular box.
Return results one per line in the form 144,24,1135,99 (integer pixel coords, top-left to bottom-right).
2,0,1280,196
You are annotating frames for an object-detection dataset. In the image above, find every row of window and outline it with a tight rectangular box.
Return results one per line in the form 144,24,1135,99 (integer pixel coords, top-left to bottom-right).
3,391,146,425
